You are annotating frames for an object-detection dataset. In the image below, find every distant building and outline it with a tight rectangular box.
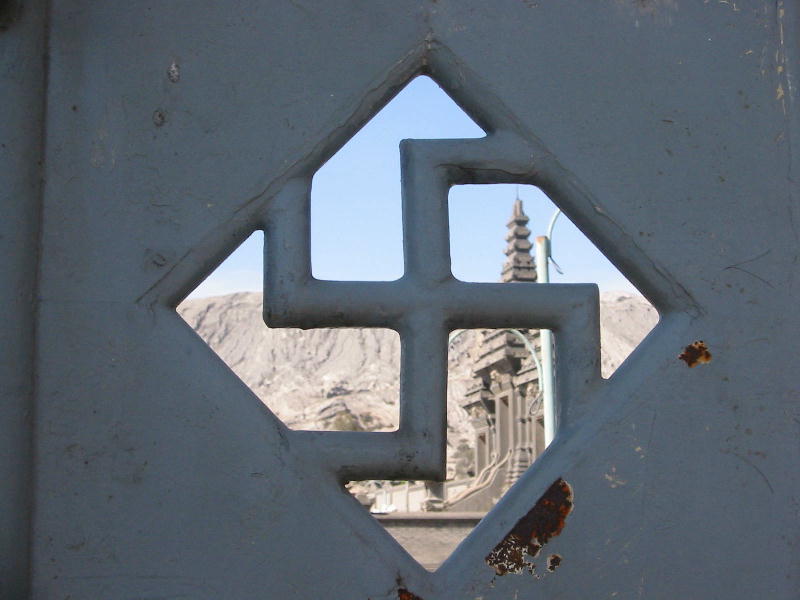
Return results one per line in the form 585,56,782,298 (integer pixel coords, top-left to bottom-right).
367,198,546,513
445,198,544,512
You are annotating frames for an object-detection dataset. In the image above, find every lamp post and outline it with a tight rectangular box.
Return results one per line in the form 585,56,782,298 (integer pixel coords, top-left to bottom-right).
448,206,562,452
535,208,561,446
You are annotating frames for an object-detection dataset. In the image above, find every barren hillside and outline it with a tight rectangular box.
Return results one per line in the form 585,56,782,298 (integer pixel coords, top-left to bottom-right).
178,291,657,444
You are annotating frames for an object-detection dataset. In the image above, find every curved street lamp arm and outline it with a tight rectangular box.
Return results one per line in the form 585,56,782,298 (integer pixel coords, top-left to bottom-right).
546,208,562,241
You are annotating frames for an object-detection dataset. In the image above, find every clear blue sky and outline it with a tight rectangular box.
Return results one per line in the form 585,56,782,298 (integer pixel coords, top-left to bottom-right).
189,77,637,298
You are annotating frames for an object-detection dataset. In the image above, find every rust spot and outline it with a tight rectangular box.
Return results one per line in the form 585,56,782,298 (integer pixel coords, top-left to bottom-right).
398,589,423,600
547,554,562,572
485,478,573,576
678,340,712,367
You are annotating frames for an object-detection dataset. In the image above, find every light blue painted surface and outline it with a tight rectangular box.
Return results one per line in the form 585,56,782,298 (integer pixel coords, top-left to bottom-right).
2,2,798,598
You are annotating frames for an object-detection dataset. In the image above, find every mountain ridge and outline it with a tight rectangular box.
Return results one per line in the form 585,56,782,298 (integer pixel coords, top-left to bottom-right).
178,291,657,448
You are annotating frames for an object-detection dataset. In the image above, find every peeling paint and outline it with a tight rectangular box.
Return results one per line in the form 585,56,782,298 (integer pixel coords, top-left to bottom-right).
678,340,712,367
485,478,573,576
397,587,423,600
546,554,562,572
167,61,181,83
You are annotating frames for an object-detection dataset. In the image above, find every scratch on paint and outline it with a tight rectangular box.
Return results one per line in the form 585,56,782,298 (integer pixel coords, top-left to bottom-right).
604,466,627,488
776,1,788,114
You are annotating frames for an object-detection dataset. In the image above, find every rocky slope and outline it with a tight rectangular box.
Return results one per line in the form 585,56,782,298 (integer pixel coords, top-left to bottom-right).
597,291,659,375
178,291,657,442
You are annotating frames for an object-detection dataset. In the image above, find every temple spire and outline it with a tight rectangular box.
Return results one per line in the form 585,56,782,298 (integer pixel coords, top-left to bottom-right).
501,198,537,282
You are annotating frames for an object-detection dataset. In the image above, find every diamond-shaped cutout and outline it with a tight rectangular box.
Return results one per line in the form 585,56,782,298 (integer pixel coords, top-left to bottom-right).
176,75,661,574
162,56,681,589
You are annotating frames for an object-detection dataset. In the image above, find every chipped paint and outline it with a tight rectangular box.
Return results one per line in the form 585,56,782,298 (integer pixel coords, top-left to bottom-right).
398,588,423,600
546,554,562,572
485,478,573,576
678,340,712,367
167,61,181,83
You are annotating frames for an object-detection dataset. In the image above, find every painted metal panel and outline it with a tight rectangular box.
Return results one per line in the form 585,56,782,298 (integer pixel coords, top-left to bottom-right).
0,1,796,598
0,1,47,597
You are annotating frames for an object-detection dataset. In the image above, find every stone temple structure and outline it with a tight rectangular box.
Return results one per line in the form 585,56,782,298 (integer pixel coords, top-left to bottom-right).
445,197,545,512
366,199,550,567
365,198,546,516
